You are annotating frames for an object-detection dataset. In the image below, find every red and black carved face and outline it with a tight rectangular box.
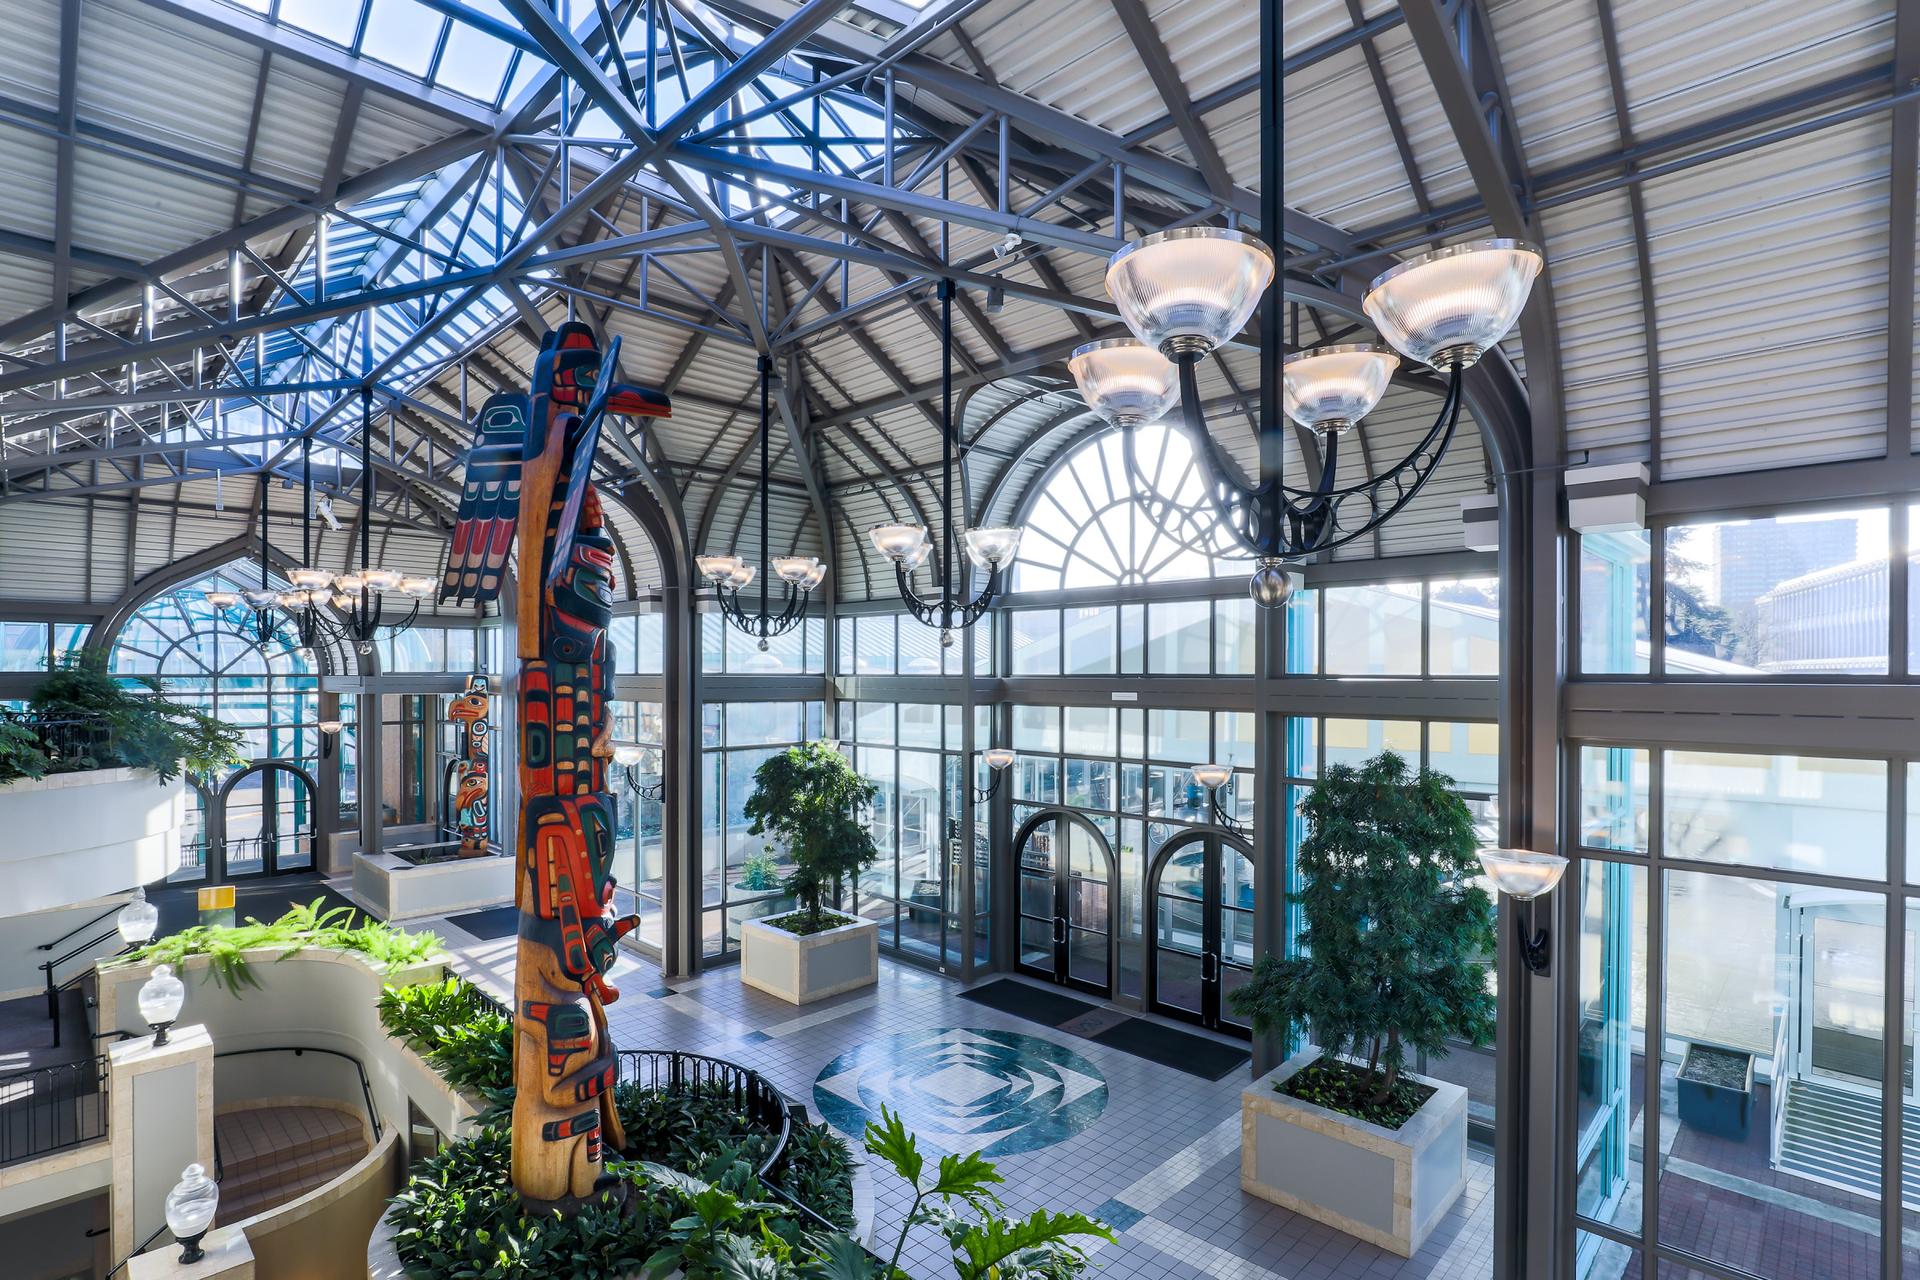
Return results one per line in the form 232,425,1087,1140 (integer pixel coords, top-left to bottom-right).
549,519,615,663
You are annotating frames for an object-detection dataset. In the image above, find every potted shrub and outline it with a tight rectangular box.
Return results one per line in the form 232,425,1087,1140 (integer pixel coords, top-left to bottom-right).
737,740,882,1004
1676,1042,1754,1141
1230,751,1494,1257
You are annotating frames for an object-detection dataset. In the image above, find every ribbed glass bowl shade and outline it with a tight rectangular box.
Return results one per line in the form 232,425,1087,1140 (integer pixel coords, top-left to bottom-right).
203,591,239,608
1476,848,1569,900
362,569,403,591
1067,340,1178,425
1283,345,1399,430
610,740,645,766
801,562,828,589
962,527,1023,566
1189,763,1233,789
982,748,1016,770
288,567,332,590
868,523,930,562
1363,240,1543,370
1106,228,1274,353
696,554,742,582
772,555,823,586
726,564,756,589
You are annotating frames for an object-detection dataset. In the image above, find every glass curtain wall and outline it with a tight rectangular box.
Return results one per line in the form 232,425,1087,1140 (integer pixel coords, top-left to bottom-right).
700,698,826,958
1570,497,1920,1278
830,699,984,969
611,699,668,953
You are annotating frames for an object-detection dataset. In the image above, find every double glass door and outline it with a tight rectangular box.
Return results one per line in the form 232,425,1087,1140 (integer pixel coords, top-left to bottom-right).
1149,831,1255,1035
1016,813,1112,996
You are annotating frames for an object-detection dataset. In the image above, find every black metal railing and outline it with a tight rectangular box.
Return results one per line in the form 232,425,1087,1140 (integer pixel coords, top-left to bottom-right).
40,930,122,1049
616,1049,792,1178
0,710,118,773
103,1223,169,1279
211,1047,383,1180
0,1054,109,1167
453,982,513,1023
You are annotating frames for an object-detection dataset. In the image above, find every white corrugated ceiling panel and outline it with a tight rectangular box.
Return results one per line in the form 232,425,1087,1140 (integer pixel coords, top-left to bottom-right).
1485,0,1618,173
1643,117,1889,478
1541,190,1652,464
1614,0,1892,141
78,0,260,170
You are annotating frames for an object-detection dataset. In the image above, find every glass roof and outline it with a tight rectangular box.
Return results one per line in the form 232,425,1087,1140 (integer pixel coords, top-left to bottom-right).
217,0,530,107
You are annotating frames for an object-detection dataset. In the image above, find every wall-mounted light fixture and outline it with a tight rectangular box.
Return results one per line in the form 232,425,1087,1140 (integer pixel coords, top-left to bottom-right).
972,748,1015,803
1477,848,1569,976
1189,763,1243,833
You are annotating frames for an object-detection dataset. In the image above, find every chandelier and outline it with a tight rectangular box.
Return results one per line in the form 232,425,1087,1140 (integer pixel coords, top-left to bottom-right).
1071,233,1539,607
282,389,434,655
1070,11,1543,612
204,473,289,650
696,357,826,650
865,279,1023,646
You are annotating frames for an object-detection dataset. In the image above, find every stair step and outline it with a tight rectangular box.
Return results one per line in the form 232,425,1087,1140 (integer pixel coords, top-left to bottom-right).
217,1128,364,1182
216,1148,363,1225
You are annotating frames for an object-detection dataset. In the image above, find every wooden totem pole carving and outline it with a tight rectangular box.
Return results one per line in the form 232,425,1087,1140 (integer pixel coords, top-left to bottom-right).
442,321,670,1205
448,675,491,856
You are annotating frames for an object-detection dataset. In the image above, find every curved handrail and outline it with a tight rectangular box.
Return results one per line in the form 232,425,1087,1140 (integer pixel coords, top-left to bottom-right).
615,1048,792,1178
211,1045,384,1168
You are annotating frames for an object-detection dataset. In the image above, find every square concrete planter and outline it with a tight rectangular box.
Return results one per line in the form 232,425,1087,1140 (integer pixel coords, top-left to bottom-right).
1241,1047,1468,1258
739,913,878,1005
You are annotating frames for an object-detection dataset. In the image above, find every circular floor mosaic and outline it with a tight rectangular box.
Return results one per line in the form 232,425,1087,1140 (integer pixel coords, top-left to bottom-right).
812,1027,1108,1159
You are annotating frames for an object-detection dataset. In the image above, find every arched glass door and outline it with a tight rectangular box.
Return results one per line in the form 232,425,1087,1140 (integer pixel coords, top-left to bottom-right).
1015,812,1113,996
1149,831,1256,1035
218,762,315,878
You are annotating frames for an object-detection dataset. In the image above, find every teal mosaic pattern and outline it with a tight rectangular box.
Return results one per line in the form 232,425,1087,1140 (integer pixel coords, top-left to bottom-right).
813,1027,1109,1158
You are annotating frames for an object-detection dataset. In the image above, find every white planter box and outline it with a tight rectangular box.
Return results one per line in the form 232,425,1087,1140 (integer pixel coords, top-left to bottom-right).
351,849,513,921
739,913,877,1005
0,768,183,916
1241,1048,1468,1258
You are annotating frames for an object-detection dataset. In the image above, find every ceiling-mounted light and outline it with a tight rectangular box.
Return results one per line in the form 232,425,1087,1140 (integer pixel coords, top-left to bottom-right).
1362,240,1543,371
706,358,824,651
865,280,1019,646
1068,339,1179,429
1091,223,1539,606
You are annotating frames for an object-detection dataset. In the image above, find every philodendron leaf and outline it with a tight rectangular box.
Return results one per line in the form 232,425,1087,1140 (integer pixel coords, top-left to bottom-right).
862,1105,923,1190
950,1209,1114,1280
799,1232,878,1280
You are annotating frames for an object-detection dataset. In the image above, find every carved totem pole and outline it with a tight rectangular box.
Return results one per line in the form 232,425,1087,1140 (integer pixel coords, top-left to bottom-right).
448,675,491,856
441,321,670,1205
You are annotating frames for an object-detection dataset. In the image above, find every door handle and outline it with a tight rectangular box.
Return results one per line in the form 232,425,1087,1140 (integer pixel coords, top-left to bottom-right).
1054,916,1068,945
1202,952,1218,983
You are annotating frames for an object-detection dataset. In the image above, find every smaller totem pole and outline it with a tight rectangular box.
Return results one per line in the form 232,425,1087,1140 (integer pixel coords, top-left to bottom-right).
448,675,491,856
441,321,670,1207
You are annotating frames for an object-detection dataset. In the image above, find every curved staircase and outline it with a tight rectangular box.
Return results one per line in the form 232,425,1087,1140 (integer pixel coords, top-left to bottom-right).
212,1103,370,1226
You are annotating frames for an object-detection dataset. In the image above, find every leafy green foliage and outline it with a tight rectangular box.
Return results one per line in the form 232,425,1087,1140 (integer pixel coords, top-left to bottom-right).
743,742,880,930
378,977,515,1106
26,651,244,782
113,899,442,995
739,851,784,891
858,1105,1111,1280
0,718,50,782
1276,1057,1436,1130
775,1122,857,1233
1229,751,1495,1106
386,1128,673,1279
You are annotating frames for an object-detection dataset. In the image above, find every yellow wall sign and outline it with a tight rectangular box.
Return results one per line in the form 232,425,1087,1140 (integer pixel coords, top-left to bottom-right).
197,885,235,912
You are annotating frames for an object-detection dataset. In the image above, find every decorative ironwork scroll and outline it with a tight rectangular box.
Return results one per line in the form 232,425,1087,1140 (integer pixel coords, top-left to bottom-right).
441,321,670,1206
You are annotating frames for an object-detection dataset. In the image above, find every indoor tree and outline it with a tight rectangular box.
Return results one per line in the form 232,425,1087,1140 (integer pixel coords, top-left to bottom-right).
742,740,880,933
1231,751,1495,1119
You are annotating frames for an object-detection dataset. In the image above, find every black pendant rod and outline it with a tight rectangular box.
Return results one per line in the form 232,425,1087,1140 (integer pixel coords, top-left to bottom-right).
939,276,954,627
759,354,771,623
301,438,312,568
1260,0,1282,490
257,467,269,590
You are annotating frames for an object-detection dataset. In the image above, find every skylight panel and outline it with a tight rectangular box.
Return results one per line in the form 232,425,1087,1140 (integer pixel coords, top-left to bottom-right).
435,14,517,103
358,0,445,78
277,0,365,48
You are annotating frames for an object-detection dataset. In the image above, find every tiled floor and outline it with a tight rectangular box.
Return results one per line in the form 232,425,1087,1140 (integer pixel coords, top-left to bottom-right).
422,908,1497,1280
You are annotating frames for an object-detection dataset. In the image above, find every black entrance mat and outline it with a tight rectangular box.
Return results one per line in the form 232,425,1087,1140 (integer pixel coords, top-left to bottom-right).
958,978,1098,1027
446,905,521,940
1090,1016,1250,1081
147,876,369,936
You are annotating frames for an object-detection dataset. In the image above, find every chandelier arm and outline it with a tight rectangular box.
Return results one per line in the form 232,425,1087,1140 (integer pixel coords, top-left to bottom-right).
1296,377,1467,557
1171,352,1279,559
1274,370,1465,504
